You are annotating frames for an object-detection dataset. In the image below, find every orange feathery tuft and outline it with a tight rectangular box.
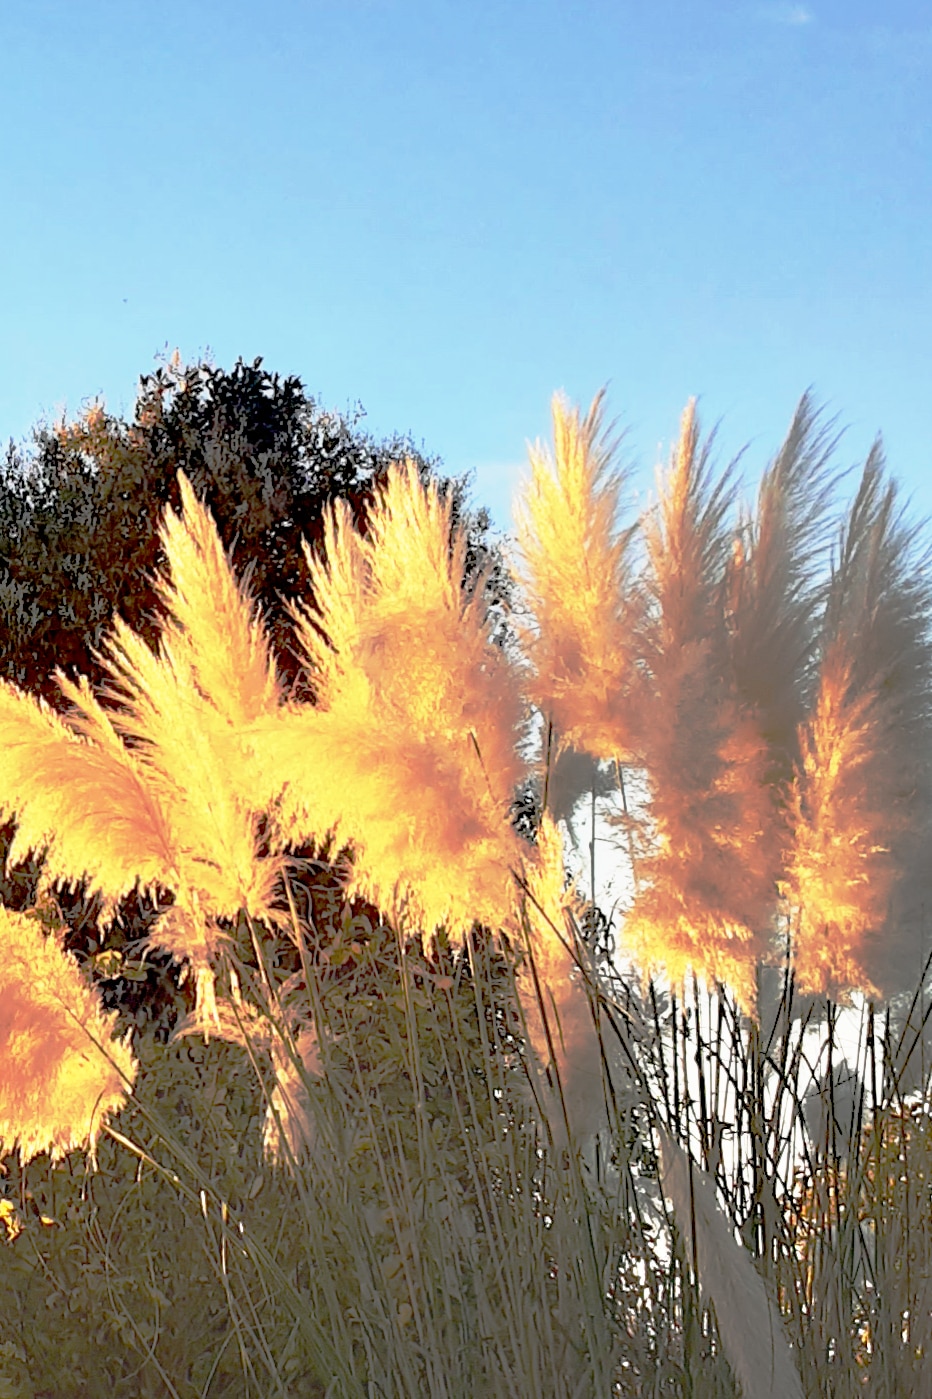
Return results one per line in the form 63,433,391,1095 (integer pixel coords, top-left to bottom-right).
511,387,641,764
237,458,531,952
621,401,776,1016
0,906,137,1167
785,660,891,1000
724,390,842,790
785,450,932,1001
148,469,286,735
0,673,183,930
280,492,371,716
0,469,297,1033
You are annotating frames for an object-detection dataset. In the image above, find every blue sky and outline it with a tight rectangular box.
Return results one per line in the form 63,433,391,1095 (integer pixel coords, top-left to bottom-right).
1,0,929,540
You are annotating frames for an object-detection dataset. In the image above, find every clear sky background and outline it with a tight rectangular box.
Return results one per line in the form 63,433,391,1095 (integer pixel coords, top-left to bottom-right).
1,0,930,542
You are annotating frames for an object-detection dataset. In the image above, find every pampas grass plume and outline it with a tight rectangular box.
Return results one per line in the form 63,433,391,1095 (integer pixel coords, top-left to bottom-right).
0,905,136,1167
786,450,932,1000
724,389,841,788
621,401,775,1014
236,458,531,953
511,386,641,764
0,468,297,1032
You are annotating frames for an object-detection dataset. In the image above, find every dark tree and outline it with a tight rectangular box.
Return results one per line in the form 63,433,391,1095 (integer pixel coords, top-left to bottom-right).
0,353,516,716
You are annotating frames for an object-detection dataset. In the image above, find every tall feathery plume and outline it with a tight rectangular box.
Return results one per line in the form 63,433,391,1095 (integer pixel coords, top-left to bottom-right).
512,813,607,1154
722,393,844,1012
83,470,301,1026
656,1122,804,1399
0,905,137,1167
145,468,286,741
231,458,531,953
511,387,642,765
785,449,932,1001
725,390,843,792
621,401,776,1015
0,470,295,1034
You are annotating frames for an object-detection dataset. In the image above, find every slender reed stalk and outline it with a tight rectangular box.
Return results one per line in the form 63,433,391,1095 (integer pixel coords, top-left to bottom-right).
656,1119,803,1398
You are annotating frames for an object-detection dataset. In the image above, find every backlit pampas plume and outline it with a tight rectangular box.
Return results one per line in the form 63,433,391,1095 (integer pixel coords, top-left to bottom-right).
233,458,531,952
786,450,932,1001
724,389,842,793
0,905,136,1167
0,469,295,1031
621,402,776,1014
511,387,641,764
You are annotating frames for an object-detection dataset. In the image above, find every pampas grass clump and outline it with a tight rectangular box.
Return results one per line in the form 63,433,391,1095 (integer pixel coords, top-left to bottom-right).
3,381,932,1396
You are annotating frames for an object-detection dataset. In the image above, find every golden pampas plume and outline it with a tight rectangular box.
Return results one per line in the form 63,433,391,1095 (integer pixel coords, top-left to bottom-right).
0,904,136,1167
0,469,296,1035
233,457,531,953
621,402,775,1015
511,387,642,764
786,450,932,1001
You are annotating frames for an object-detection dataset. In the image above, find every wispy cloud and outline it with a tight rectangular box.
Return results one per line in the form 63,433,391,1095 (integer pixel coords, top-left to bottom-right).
757,3,814,24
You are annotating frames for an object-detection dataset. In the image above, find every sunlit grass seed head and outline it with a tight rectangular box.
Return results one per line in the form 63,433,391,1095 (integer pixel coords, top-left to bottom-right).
785,662,893,1002
83,467,296,933
723,389,843,789
74,621,291,941
640,399,737,658
786,451,932,1002
622,401,778,1016
0,671,183,932
514,811,584,985
283,491,371,714
0,468,299,1031
511,387,642,765
147,468,286,733
290,456,528,807
238,457,532,953
0,905,136,1167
